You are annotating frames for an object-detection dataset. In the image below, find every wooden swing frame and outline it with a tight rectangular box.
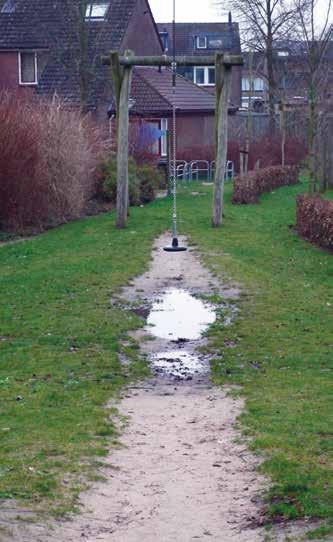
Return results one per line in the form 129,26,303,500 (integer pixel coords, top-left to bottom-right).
102,51,243,228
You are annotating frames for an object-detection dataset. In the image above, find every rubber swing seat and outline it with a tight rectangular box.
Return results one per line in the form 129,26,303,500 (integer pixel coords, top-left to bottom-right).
163,238,187,252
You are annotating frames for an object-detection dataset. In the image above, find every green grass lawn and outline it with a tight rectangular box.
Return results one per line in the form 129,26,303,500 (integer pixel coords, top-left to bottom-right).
0,206,168,515
178,180,333,532
0,180,332,531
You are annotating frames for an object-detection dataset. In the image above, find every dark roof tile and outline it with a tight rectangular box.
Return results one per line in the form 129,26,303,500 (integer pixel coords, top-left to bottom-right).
132,67,217,115
157,22,241,56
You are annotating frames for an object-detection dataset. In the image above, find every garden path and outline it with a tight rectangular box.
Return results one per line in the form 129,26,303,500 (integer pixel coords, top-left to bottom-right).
1,234,319,542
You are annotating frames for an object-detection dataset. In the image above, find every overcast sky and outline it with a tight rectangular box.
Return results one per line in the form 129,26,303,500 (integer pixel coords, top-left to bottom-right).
149,0,332,27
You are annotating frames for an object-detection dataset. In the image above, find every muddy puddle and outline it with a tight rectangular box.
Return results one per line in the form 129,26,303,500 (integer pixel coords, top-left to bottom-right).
145,287,216,379
147,287,216,341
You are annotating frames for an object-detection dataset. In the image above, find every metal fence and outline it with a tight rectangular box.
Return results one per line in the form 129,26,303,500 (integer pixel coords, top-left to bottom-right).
170,160,234,182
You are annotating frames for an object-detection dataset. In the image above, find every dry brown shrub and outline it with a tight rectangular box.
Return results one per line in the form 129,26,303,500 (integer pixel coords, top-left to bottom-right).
296,195,333,250
0,92,105,232
232,165,299,205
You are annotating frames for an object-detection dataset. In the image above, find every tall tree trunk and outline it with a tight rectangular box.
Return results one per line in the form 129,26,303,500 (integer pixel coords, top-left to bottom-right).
308,78,317,194
266,1,276,133
244,50,254,175
78,5,91,114
280,99,286,166
212,55,233,228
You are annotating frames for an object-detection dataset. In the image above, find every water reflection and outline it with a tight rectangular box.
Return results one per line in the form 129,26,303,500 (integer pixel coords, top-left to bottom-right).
147,288,216,341
152,350,206,378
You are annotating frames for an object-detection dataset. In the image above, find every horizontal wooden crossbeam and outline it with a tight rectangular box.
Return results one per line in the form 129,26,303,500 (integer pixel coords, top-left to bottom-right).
102,54,243,67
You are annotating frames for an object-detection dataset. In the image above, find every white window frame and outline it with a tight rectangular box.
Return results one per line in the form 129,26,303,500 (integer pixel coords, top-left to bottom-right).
18,51,38,86
196,36,207,49
85,0,110,21
242,77,264,92
85,2,109,20
242,77,250,91
194,66,215,86
253,77,264,91
160,118,168,157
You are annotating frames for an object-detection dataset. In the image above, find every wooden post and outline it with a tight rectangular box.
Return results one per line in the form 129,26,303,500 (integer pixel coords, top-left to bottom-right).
103,51,243,229
110,50,133,228
212,53,233,228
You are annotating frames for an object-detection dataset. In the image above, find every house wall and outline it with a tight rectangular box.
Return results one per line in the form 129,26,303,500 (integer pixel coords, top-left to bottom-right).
121,0,163,55
0,52,19,90
175,114,215,157
0,50,44,98
232,65,242,107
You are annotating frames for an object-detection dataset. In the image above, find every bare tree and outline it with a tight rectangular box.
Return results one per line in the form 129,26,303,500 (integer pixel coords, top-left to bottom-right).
291,0,332,192
218,0,305,131
55,0,112,113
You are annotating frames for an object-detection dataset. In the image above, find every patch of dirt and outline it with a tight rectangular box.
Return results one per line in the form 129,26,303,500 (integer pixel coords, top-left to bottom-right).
0,233,322,542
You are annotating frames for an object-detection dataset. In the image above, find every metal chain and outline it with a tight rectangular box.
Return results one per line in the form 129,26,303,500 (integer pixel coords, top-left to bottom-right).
172,62,177,240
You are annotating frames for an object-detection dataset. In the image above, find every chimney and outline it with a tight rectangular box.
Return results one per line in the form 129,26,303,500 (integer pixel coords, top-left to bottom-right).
228,11,232,25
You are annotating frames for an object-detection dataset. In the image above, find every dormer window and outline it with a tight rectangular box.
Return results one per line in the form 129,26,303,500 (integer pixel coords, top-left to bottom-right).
159,30,169,52
208,37,223,49
19,52,38,85
1,0,16,13
85,2,109,20
196,36,207,49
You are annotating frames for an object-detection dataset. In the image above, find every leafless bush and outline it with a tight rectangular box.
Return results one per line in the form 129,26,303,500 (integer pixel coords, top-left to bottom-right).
233,165,299,204
297,195,333,250
0,93,104,232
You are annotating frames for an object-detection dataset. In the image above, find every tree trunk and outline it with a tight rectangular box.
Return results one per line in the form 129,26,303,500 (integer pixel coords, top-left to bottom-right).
280,100,286,166
212,55,233,228
308,78,317,194
266,2,276,134
244,50,254,175
78,7,91,114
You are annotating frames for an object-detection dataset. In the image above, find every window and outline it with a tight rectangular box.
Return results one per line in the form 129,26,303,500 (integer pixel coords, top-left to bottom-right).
242,77,250,91
277,51,289,57
242,77,264,92
196,36,207,49
207,37,223,49
160,118,168,157
208,67,215,85
19,52,38,85
194,67,205,85
194,66,215,86
159,31,169,52
85,2,109,19
1,0,16,13
253,77,264,91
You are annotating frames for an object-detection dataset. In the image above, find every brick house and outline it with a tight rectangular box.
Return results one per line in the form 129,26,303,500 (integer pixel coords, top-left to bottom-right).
241,40,333,113
0,0,163,116
0,0,238,160
128,67,224,159
157,17,242,107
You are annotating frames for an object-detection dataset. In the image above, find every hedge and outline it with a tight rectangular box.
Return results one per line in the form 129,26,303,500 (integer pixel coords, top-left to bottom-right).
296,195,333,251
232,166,299,205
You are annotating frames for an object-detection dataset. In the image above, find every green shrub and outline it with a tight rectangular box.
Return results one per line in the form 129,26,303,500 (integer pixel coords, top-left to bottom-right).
136,163,164,203
100,157,162,206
